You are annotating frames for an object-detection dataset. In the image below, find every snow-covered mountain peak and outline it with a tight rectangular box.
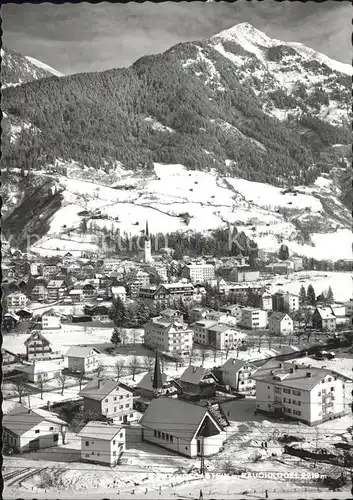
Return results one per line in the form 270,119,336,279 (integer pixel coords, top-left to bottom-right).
25,56,64,77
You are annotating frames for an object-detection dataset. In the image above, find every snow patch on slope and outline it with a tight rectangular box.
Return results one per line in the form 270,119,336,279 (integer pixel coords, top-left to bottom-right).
25,56,64,77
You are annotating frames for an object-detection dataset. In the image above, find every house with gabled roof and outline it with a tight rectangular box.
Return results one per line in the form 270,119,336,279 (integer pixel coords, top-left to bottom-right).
220,358,258,392
65,346,101,374
78,421,125,466
3,404,67,453
79,378,135,424
179,366,217,399
24,331,61,361
312,307,337,331
140,397,226,458
268,312,294,336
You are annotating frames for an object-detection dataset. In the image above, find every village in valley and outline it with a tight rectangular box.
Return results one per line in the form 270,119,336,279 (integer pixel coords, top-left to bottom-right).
2,221,353,499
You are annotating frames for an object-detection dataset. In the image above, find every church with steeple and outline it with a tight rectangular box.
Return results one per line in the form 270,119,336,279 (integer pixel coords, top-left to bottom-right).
144,221,153,263
135,350,178,400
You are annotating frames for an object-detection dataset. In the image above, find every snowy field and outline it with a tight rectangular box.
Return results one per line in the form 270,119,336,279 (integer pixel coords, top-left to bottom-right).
267,271,353,303
30,161,352,260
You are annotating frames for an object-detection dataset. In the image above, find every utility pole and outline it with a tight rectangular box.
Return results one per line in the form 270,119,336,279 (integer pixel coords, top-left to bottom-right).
200,436,205,476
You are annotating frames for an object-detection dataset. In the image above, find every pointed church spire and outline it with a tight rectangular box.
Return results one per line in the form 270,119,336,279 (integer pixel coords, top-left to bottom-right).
152,350,163,391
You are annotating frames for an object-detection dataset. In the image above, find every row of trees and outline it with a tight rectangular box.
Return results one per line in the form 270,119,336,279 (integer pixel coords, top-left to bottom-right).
299,284,334,307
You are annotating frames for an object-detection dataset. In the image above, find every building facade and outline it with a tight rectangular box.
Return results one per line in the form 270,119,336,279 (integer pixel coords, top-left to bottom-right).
143,316,193,355
6,293,28,309
239,308,267,329
78,422,125,466
181,264,215,284
66,346,101,374
268,312,294,336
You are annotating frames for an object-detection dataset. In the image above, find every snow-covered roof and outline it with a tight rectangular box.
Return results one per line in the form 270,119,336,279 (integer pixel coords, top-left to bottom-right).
65,346,101,358
79,378,128,401
3,404,66,436
315,307,336,320
78,421,123,441
179,366,216,385
111,286,126,294
220,358,256,373
140,397,221,441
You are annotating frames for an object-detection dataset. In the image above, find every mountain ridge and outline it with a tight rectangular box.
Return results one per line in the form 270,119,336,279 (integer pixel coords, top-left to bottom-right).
1,23,351,257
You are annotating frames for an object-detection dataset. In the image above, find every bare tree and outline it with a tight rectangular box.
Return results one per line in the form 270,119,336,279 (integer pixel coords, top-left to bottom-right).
35,377,46,399
114,360,126,382
55,372,68,396
120,329,128,346
199,349,206,367
128,356,140,381
12,379,27,403
188,348,196,366
78,371,86,391
143,356,154,371
95,362,104,378
175,354,183,370
130,329,140,346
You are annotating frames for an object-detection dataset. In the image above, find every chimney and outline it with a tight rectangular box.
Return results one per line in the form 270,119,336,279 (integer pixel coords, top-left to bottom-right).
306,372,312,378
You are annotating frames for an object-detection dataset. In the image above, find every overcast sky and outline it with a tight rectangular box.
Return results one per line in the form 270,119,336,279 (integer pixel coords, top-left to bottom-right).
2,1,351,75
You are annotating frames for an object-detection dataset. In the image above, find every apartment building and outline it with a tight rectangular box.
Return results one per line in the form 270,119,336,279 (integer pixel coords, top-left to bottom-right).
181,264,215,284
272,292,299,313
79,378,135,424
47,280,67,301
239,308,267,329
206,324,240,350
111,286,127,303
78,421,125,466
6,292,28,309
252,359,352,425
143,316,193,355
31,285,48,302
193,319,218,345
268,312,294,336
138,283,194,308
129,270,150,298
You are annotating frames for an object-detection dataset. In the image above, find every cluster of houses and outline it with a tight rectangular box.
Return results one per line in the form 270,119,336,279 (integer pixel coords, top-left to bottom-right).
2,235,353,469
3,345,352,464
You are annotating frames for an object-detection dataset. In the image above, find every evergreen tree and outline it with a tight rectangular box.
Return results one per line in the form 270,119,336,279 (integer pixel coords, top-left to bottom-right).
110,296,126,327
278,244,289,261
326,286,334,304
299,285,307,306
110,327,122,347
307,284,316,306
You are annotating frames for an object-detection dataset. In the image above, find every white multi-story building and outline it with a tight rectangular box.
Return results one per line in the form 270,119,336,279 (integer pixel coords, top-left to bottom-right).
78,421,125,466
6,293,28,309
344,298,353,317
143,317,193,355
272,292,299,313
111,286,127,303
268,312,294,336
181,264,215,284
239,308,267,329
193,319,218,345
41,315,61,330
252,359,352,425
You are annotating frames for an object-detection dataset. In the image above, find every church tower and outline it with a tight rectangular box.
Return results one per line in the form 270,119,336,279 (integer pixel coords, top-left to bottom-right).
144,221,153,263
152,350,163,396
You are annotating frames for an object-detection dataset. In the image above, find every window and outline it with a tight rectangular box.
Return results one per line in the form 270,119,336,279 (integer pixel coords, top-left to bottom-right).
331,387,335,392
162,433,165,440
97,453,100,456
154,430,157,437
125,404,129,408
120,433,123,438
170,436,173,443
113,440,116,445
130,413,133,418
92,452,95,455
113,451,116,456
293,390,301,396
114,407,117,413
105,399,109,403
318,391,321,396
85,454,90,458
328,377,332,382
85,441,89,446
283,397,286,403
283,388,291,394
158,431,161,438
288,399,291,404
49,427,54,431
35,429,40,434
120,405,123,409
114,397,117,401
